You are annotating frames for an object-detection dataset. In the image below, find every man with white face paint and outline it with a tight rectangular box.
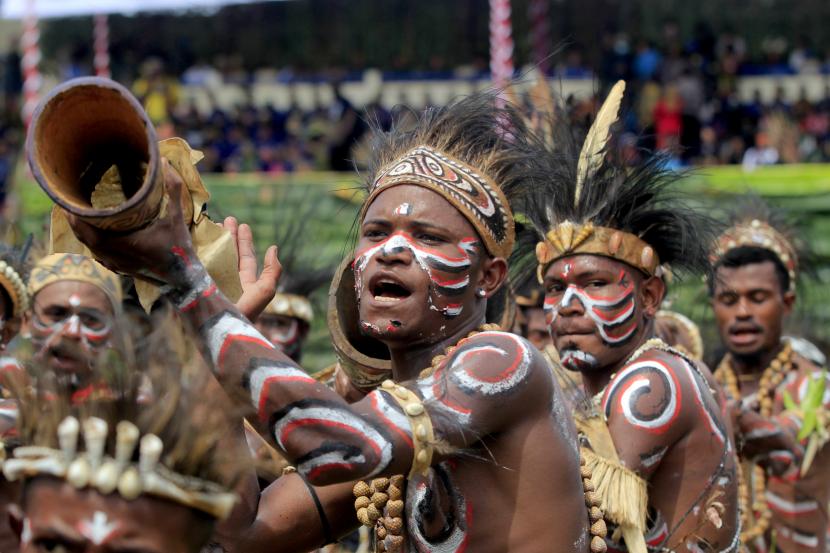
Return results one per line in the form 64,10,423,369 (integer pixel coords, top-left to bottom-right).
23,253,121,397
509,81,740,552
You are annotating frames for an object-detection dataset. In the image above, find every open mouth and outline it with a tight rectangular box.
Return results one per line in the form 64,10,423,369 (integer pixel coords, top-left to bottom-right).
369,274,412,303
729,326,762,345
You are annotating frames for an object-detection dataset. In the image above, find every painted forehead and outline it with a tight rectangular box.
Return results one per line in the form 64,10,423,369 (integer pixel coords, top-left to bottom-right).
35,281,114,312
363,185,478,234
546,254,637,278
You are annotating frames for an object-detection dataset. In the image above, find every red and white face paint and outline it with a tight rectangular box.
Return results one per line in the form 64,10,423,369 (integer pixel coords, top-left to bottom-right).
353,231,479,318
544,269,638,346
30,299,113,356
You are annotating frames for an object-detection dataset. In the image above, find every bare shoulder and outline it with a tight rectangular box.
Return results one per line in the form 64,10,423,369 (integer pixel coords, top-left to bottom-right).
418,331,552,431
442,330,551,394
602,348,695,434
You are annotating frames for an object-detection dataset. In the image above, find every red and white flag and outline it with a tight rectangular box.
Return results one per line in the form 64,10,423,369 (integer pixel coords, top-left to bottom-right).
93,13,111,78
20,0,42,128
489,0,514,88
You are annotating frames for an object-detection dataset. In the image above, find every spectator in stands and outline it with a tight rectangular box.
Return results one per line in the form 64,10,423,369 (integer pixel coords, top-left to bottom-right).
132,58,180,126
654,84,683,151
742,130,779,170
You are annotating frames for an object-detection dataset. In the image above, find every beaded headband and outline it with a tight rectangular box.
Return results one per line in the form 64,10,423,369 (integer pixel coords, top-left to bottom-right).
361,145,515,259
535,221,661,282
2,416,237,520
711,218,798,292
0,260,28,318
263,292,313,323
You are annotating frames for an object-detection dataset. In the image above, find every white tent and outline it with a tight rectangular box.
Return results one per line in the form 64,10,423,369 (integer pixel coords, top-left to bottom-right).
1,0,286,19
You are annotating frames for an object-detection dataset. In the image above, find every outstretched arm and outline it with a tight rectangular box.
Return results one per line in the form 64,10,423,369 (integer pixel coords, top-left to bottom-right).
68,163,552,488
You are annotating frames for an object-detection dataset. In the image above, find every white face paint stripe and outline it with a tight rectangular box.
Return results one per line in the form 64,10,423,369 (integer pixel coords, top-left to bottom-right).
249,364,316,417
560,350,599,371
206,313,274,367
546,283,637,345
766,489,820,515
272,405,392,477
604,360,680,431
77,511,121,546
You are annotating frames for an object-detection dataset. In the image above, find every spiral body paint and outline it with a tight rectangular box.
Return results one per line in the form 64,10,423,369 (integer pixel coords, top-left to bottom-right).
353,232,479,318
417,331,532,427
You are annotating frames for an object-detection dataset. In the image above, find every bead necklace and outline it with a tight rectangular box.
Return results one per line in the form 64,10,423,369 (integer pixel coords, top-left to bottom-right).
714,341,793,544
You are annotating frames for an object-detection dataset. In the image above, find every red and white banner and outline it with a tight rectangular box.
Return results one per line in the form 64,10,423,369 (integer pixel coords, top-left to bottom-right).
20,0,42,128
489,0,514,87
93,14,111,78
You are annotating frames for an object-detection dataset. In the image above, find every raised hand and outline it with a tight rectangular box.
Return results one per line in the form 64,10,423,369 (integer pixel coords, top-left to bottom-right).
222,216,280,322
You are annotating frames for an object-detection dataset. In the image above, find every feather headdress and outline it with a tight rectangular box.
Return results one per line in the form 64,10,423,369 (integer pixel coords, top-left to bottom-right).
510,80,715,284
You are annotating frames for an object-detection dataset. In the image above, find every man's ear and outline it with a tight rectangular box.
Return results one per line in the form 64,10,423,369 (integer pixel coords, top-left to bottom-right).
640,275,666,319
477,257,508,298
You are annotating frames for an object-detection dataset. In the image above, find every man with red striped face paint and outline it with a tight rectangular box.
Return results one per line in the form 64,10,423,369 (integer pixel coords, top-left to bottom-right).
510,81,739,553
23,253,122,399
68,93,596,553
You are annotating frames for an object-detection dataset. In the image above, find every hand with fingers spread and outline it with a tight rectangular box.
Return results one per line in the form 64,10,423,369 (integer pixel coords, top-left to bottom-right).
223,217,281,323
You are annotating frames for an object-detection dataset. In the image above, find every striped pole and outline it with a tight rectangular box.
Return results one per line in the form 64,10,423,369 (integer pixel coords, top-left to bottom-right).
93,14,111,78
20,0,42,128
489,0,514,88
528,0,552,73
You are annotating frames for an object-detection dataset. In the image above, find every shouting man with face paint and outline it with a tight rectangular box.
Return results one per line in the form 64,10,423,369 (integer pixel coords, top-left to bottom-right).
710,198,830,553
510,81,739,553
67,93,602,553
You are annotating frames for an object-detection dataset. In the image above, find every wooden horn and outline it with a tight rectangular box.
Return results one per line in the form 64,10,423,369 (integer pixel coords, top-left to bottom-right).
26,77,162,231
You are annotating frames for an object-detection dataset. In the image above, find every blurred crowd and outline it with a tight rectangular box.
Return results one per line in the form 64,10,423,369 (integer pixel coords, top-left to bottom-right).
589,22,830,168
0,23,829,184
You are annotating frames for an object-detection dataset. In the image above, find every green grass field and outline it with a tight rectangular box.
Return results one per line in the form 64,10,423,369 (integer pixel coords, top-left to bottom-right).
14,163,830,369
